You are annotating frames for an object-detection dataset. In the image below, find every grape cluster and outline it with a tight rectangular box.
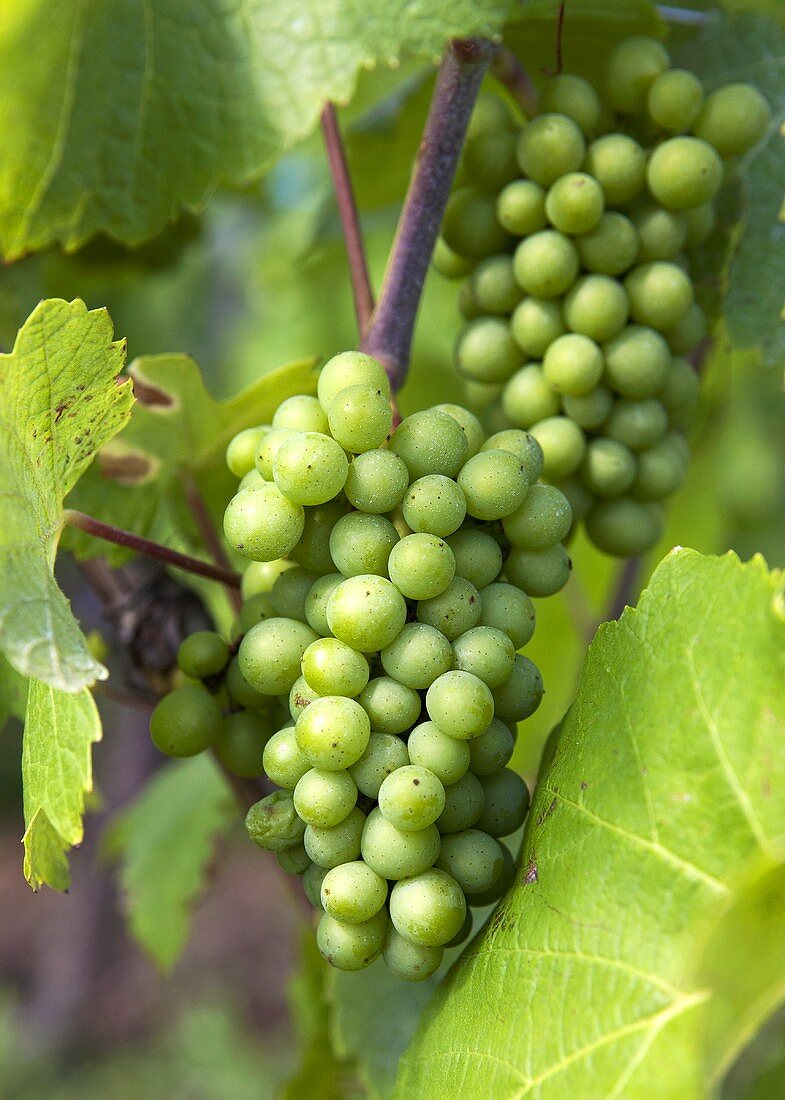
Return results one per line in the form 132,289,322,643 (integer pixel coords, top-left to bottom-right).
149,349,574,981
437,37,771,556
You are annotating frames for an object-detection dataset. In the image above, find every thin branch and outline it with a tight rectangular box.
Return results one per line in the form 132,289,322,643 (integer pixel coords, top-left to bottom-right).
361,37,494,390
321,102,375,336
562,570,597,646
182,474,243,613
64,510,241,589
604,556,643,624
491,47,538,118
657,5,711,25
555,2,566,75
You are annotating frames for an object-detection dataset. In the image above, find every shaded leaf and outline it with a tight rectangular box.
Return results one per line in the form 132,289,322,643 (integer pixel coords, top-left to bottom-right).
0,655,28,725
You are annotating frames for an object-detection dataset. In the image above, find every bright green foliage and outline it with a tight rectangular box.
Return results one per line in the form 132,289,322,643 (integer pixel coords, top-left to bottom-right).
395,551,785,1099
0,298,131,689
107,756,234,969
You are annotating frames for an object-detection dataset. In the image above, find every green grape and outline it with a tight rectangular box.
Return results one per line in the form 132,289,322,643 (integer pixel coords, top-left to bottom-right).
437,772,485,834
215,711,271,777
320,860,388,924
443,530,502,590
458,282,481,322
632,205,688,263
226,425,269,477
239,618,319,695
293,767,358,827
577,212,639,276
540,73,602,136
557,477,593,523
451,626,515,690
301,638,369,698
646,68,703,133
288,674,320,721
388,534,456,601
289,497,351,572
150,685,221,758
542,333,604,397
389,409,469,480
223,485,304,562
271,567,318,621
468,256,524,315
304,806,366,868
476,769,531,838
344,449,409,514
276,844,311,875
226,656,274,713
513,230,580,299
241,558,295,599
632,432,689,500
462,458,525,529
295,695,371,770
401,474,467,538
694,83,770,158
510,296,566,358
665,303,707,356
436,829,504,896
468,840,516,906
177,631,229,679
606,35,670,114
496,179,547,236
658,357,699,412
361,808,441,879
349,732,410,798
383,929,443,982
316,909,388,971
625,261,694,331
329,512,399,578
581,437,637,497
604,325,671,398
317,351,390,409
562,385,614,430
455,317,524,384
378,765,446,832
545,172,605,235
503,483,572,549
683,202,716,247
328,384,392,454
584,134,646,206
417,577,482,641
246,791,306,852
358,678,421,736
273,432,348,506
236,592,276,635
529,416,587,479
255,426,297,479
303,862,329,908
464,379,505,410
504,544,572,597
483,430,544,483
327,574,407,652
478,583,536,649
605,398,669,450
516,113,586,186
563,276,630,343
273,394,330,435
263,724,311,788
647,137,723,211
239,468,265,491
502,364,560,429
585,498,665,555
432,404,485,459
441,187,510,259
463,128,519,191
468,719,515,777
304,573,343,636
493,653,543,724
433,237,476,279
389,868,466,948
467,93,515,140
381,622,453,690
426,670,494,740
406,721,471,785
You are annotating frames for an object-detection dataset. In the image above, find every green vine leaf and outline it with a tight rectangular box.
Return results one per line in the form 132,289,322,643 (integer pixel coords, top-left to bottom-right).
0,297,132,691
0,0,511,258
0,655,28,726
106,755,236,970
22,680,101,891
395,550,785,1099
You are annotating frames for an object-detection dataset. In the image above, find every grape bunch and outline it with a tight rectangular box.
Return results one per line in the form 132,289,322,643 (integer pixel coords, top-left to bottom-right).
149,349,574,981
436,36,771,556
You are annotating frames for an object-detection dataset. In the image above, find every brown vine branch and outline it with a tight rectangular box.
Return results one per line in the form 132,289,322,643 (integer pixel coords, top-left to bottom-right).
321,102,375,336
64,510,241,589
360,37,494,389
604,556,643,624
182,474,243,613
491,46,538,117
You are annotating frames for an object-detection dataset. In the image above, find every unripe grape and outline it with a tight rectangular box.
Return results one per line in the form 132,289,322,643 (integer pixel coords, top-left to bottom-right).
647,137,723,210
632,432,689,500
239,618,318,695
694,83,770,158
451,626,515,689
215,711,272,777
301,638,370,698
504,483,572,550
150,685,221,758
659,357,699,412
276,844,310,876
381,622,453,691
389,410,469,480
273,394,329,435
665,303,707,356
177,631,229,680
271,566,318,620
683,203,716,248
417,577,482,641
344,449,409,514
468,840,516,906
476,769,531,837
246,791,306,852
316,909,387,971
320,861,388,924
432,237,475,280
469,256,524,315
562,384,614,430
467,94,516,140
458,449,529,521
517,113,586,186
255,426,298,479
584,134,646,205
445,529,503,590
289,499,348,573
432,404,485,459
463,129,519,191
239,468,265,491
483,430,544,483
226,656,274,713
295,695,371,770
585,498,665,555
437,829,505,896
358,677,421,736
545,172,605,235
289,675,317,723
388,534,456,601
456,317,524,384
383,929,443,982
304,806,366,868
504,543,572,598
406,721,471,786
529,416,587,479
492,654,543,724
581,437,637,497
236,592,276,635
437,772,485,834
511,296,566,358
543,333,604,397
304,572,342,636
378,765,446,832
468,718,515,776
496,179,547,236
632,205,688,263
540,73,602,136
329,512,399,578
513,230,580,299
223,484,304,562
293,768,358,827
606,36,670,114
442,187,510,259
350,732,410,798
426,670,494,740
361,808,441,880
447,908,474,948
328,384,392,453
563,276,630,344
303,862,329,908
273,432,348,505
317,351,390,409
327,574,407,652
604,325,671,398
402,474,467,537
625,261,694,330
227,426,269,477
241,558,295,599
502,364,560,428
577,212,639,276
389,869,466,947
479,583,536,648
646,69,704,132
605,398,669,451
263,725,311,789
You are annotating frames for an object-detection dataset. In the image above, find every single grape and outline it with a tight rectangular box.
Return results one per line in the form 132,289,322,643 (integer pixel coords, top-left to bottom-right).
381,622,454,690
437,772,485,834
694,83,770,158
562,385,614,431
378,765,446,832
317,351,390,409
645,64,703,132
478,583,536,648
585,498,665,555
458,449,529,521
255,426,298,479
272,394,329,434
581,437,637,497
227,426,269,477
584,134,647,206
403,474,468,538
545,172,605,235
304,806,366,868
432,237,476,279
295,695,371,770
432,404,485,459
564,276,630,343
513,230,580,299
177,631,229,680
517,113,586,186
577,212,639,276
426,670,494,740
239,618,318,695
503,483,572,550
455,317,524,384
263,725,311,789
467,93,515,139
293,768,358,828
625,262,694,331
604,325,671,398
451,626,515,690
388,534,456,601
529,416,587,479
215,711,272,777
236,592,276,635
482,430,545,483
417,577,482,641
301,638,369,698
510,296,566,358
647,137,723,211
504,543,572,598
468,718,515,777
542,333,604,397
238,468,265,491
389,410,469,480
276,844,311,876
290,498,350,575
665,302,707,357
632,205,688,263
683,203,716,248
320,861,388,924
226,656,274,713
464,378,504,410
496,179,547,236
303,862,329,908
240,559,295,599
477,769,531,838
468,256,524,315
606,35,670,114
361,808,441,879
350,732,410,798
273,431,348,506
492,654,543,725
502,364,560,429
344,448,409,514
389,868,466,948
658,358,699,412
383,929,443,982
463,128,519,191
441,187,510,259
632,432,689,500
437,829,505,896
326,574,408,652
358,677,421,736
605,398,669,450
540,73,602,136
556,478,593,524
328,384,392,454
246,791,306,852
150,685,221,758
316,909,388,971
291,668,322,720
271,566,318,621
466,840,516,907
406,721,471,785
223,484,304,562
329,512,399,578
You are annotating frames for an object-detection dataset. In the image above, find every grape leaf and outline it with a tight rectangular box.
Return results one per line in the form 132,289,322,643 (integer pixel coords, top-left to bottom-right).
106,755,235,970
22,680,101,891
0,0,511,258
0,298,132,691
395,550,785,1099
0,655,28,725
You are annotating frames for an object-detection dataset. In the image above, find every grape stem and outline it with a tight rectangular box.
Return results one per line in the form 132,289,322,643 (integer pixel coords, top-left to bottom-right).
604,556,643,624
64,510,241,589
491,47,538,117
360,37,494,390
321,102,375,335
